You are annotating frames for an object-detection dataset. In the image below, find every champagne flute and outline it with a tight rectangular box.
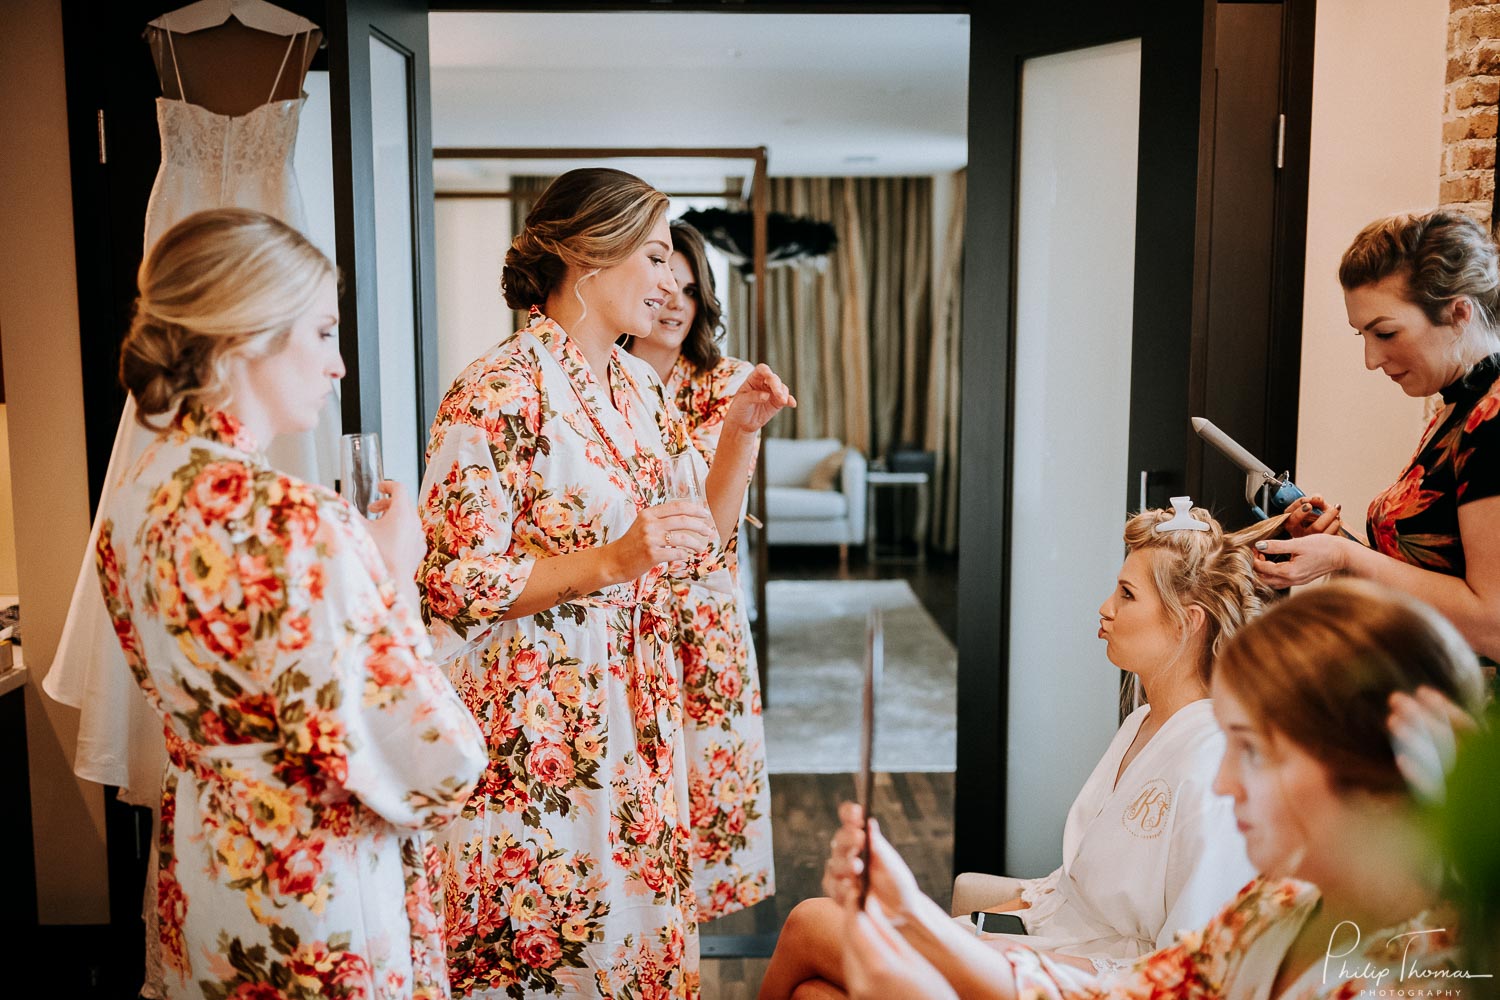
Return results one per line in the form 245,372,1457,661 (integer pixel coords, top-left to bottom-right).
666,451,706,506
664,452,710,572
339,432,384,517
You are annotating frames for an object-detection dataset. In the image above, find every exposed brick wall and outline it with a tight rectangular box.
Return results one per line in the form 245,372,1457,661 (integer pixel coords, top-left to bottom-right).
1444,0,1500,225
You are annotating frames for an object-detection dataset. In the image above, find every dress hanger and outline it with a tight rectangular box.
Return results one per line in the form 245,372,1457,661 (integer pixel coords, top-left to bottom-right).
146,0,318,37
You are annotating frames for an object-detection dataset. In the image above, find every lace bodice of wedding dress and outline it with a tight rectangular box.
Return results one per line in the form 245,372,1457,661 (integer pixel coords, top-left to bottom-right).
142,23,309,247
143,95,307,251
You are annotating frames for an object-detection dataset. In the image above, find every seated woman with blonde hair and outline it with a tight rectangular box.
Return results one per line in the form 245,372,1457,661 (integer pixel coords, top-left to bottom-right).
759,501,1277,999
825,579,1482,1000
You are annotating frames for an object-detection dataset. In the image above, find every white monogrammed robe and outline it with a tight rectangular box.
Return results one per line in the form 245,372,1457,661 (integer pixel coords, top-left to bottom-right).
989,700,1254,967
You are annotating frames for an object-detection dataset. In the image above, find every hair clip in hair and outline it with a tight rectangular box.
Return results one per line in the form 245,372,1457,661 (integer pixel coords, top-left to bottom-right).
1156,496,1211,533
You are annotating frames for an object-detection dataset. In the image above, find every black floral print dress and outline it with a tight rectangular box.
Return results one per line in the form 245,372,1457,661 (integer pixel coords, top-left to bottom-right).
1366,354,1500,576
1367,353,1500,682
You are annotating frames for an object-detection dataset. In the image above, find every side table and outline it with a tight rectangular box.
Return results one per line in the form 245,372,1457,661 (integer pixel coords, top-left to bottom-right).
865,470,931,563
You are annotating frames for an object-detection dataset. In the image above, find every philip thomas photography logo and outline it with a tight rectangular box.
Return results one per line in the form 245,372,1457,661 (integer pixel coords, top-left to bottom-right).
1324,920,1492,997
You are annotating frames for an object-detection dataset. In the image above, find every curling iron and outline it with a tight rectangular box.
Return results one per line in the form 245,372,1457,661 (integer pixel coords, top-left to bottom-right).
1191,417,1359,539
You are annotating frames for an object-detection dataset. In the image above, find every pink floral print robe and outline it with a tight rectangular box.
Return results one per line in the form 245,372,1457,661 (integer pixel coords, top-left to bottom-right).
94,407,487,1000
662,355,775,920
418,315,704,998
999,877,1464,1000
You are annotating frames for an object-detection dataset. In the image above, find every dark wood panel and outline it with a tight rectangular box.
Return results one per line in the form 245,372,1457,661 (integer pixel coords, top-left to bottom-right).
1195,2,1285,529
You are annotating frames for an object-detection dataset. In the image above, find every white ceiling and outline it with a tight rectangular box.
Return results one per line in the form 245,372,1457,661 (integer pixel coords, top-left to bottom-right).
427,12,969,182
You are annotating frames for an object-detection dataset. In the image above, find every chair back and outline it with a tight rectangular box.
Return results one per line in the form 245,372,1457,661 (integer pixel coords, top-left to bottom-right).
763,437,844,488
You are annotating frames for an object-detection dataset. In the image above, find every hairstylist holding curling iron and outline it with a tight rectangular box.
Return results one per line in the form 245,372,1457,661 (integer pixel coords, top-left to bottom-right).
1254,210,1500,666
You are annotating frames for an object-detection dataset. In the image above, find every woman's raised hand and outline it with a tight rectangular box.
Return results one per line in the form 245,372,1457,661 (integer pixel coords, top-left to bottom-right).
366,481,426,585
1283,493,1343,538
607,499,716,582
1252,533,1357,588
822,802,924,919
724,363,796,435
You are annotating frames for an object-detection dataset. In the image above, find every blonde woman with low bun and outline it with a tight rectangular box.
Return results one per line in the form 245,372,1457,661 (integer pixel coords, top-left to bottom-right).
93,207,486,999
416,168,794,999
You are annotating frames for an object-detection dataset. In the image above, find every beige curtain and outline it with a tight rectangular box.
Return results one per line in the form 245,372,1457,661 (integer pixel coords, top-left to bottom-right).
926,171,965,553
726,175,962,552
509,175,555,332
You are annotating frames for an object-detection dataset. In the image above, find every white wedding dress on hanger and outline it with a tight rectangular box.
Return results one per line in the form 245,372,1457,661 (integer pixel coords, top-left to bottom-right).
43,8,335,996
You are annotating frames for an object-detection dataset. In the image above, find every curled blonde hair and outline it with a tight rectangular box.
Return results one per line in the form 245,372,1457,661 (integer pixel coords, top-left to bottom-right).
501,168,669,311
121,208,334,429
1122,505,1285,688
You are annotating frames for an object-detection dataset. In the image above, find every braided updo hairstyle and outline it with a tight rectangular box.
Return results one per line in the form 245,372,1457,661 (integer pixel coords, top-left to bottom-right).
1122,505,1285,689
121,208,333,429
1339,209,1500,368
502,168,670,312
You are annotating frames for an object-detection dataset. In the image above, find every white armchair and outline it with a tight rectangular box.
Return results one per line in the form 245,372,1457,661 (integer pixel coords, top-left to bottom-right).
763,438,868,565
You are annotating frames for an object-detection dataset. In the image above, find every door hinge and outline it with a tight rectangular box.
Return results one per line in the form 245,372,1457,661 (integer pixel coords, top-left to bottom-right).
96,109,107,165
1275,113,1285,170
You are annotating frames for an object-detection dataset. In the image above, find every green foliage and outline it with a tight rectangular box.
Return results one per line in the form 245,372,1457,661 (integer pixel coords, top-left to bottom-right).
1434,702,1500,996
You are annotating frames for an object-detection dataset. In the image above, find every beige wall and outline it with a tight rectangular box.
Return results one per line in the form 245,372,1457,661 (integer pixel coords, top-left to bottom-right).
435,196,511,388
0,406,19,595
1297,0,1447,532
0,1,111,922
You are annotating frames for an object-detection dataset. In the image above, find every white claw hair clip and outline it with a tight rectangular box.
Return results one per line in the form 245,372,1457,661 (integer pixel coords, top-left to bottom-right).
1156,496,1211,533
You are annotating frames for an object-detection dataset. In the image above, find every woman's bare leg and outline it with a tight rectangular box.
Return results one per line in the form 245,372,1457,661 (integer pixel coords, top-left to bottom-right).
790,979,848,1000
757,898,847,1000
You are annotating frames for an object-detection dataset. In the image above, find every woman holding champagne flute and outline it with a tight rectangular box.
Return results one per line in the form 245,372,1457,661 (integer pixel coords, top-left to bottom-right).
416,168,793,999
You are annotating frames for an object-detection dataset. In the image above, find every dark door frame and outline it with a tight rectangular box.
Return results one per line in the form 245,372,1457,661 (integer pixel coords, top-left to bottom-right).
328,0,443,474
1186,0,1317,500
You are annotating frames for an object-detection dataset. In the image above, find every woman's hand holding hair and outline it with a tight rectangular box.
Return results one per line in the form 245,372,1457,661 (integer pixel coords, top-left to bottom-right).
842,899,960,1000
1388,685,1480,804
604,499,716,582
366,481,426,585
1283,493,1344,539
1251,533,1360,588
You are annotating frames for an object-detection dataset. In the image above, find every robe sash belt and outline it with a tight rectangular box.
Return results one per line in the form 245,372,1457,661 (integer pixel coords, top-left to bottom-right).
570,579,680,778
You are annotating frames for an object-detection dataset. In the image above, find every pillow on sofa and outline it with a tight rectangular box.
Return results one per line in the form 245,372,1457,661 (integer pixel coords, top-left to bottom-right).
807,447,847,490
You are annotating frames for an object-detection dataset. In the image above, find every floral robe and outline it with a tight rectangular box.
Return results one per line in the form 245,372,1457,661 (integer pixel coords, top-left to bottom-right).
1002,877,1464,1000
418,315,703,998
662,355,775,920
94,407,487,1000
1366,353,1500,577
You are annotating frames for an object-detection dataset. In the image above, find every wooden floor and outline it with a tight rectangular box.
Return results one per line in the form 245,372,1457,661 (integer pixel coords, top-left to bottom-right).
699,770,955,1000
699,546,962,998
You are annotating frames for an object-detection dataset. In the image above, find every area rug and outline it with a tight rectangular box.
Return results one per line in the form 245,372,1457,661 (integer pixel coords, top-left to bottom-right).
763,579,956,773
